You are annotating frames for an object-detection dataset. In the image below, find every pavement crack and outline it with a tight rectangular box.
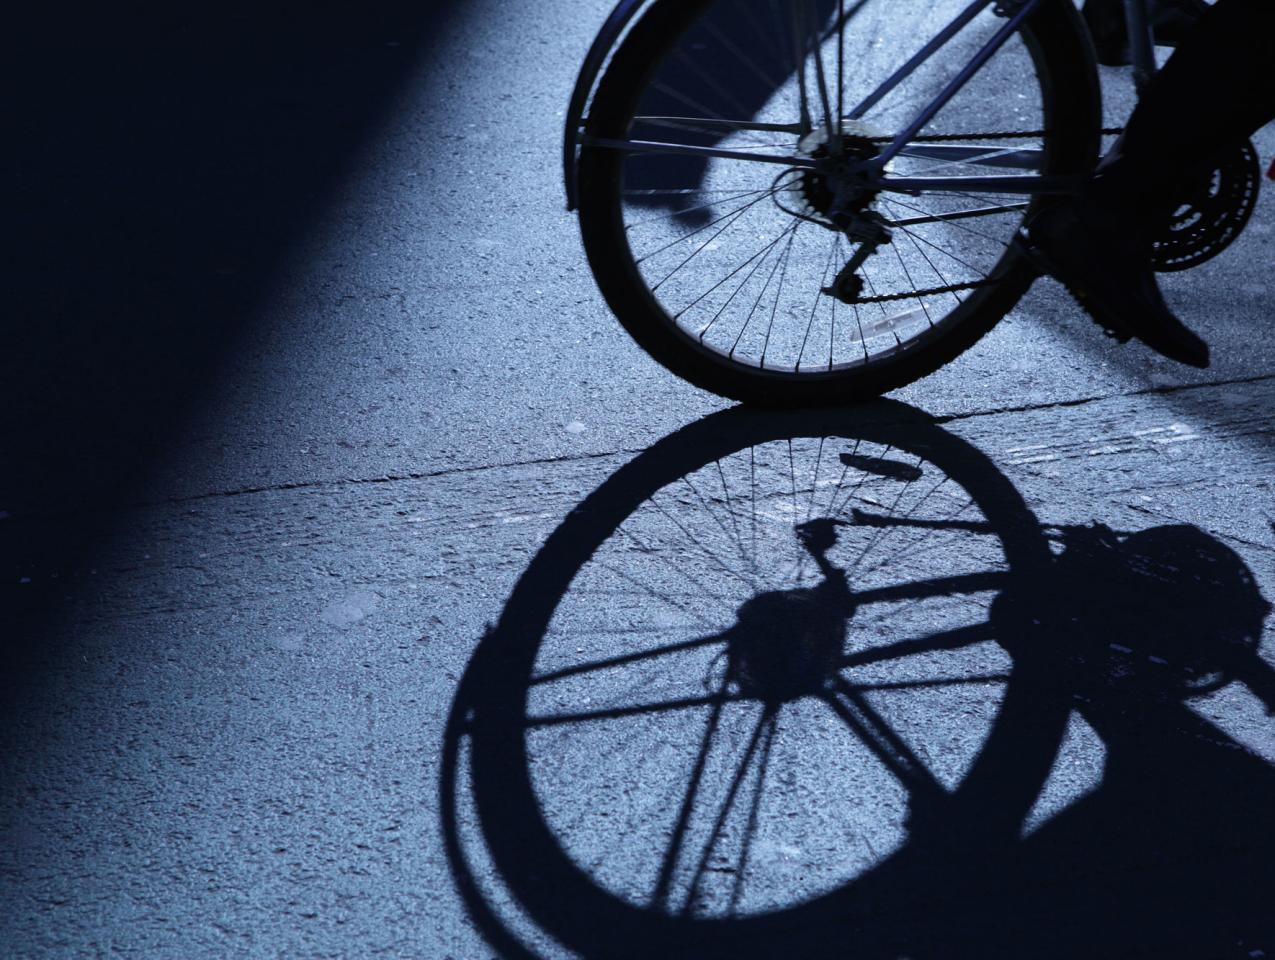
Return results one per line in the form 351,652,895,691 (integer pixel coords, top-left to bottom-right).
178,368,1270,506
1,446,650,525
931,372,1275,425
1123,501,1275,555
12,373,1274,523
148,446,649,509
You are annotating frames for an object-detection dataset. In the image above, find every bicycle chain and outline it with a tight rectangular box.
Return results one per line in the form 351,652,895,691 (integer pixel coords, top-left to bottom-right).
868,127,1123,142
852,280,989,304
846,127,1125,302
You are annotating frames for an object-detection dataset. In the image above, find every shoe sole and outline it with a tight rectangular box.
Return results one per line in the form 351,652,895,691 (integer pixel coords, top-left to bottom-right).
1013,231,1133,343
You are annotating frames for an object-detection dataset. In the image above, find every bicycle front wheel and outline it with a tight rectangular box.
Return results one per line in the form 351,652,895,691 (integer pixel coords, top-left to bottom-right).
577,0,1100,404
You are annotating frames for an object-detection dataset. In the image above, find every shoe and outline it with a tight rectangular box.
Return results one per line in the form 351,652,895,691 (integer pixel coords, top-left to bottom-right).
1015,196,1210,368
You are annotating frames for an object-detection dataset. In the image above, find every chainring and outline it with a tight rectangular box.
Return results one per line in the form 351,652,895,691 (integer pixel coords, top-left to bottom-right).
1152,139,1261,272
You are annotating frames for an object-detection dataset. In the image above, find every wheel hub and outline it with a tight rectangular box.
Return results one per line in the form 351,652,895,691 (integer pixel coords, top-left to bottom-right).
796,120,886,224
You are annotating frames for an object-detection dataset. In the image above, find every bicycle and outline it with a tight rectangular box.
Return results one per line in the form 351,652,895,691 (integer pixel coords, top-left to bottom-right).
563,0,1265,405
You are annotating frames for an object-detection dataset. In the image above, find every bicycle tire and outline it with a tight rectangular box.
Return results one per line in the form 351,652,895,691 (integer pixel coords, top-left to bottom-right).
577,0,1101,405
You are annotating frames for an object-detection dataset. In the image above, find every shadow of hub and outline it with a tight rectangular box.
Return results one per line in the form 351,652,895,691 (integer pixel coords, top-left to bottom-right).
722,519,855,704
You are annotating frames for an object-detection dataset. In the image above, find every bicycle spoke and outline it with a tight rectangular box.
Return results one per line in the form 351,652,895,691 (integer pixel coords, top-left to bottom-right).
823,677,947,799
524,692,739,729
886,212,996,280
633,115,802,136
736,0,793,89
651,79,745,129
531,633,729,686
796,231,842,370
829,441,894,519
652,695,727,908
703,20,785,92
759,223,802,366
680,472,757,575
729,223,800,356
650,194,780,292
849,264,870,361
836,456,926,572
857,496,980,576
901,144,1042,176
889,209,965,304
727,710,776,914
803,436,827,525
673,49,760,123
822,437,860,517
883,196,1027,233
626,186,775,230
887,239,933,325
589,135,813,168
624,187,783,197
637,188,778,267
692,223,795,336
679,707,773,916
613,523,748,612
591,559,729,631
645,489,759,590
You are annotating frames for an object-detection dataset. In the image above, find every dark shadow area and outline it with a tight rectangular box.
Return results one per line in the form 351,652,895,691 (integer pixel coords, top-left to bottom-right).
620,0,839,224
441,402,1275,959
0,2,458,649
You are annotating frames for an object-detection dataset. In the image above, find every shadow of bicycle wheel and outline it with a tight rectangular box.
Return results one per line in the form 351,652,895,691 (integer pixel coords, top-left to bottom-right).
440,401,1275,959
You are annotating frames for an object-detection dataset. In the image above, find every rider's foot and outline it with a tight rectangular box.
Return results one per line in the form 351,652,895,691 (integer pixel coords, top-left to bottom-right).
1016,194,1210,369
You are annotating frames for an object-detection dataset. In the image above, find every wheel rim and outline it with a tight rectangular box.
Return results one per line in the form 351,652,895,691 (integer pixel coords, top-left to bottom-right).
597,0,1061,381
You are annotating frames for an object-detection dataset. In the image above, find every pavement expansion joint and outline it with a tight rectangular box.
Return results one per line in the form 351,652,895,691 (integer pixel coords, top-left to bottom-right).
1123,501,1275,556
932,371,1275,426
13,374,1274,524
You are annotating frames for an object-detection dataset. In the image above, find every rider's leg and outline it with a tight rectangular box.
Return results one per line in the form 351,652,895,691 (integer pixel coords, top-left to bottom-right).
1020,0,1275,369
1094,0,1275,231
1082,0,1208,68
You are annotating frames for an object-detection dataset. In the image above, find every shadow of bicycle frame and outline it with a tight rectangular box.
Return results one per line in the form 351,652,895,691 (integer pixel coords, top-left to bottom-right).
441,401,1275,959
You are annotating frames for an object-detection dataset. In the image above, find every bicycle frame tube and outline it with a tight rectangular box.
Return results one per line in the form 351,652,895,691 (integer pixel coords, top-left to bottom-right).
570,0,1078,203
1123,0,1157,90
847,0,994,121
880,173,1080,194
867,0,1044,170
581,136,819,169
